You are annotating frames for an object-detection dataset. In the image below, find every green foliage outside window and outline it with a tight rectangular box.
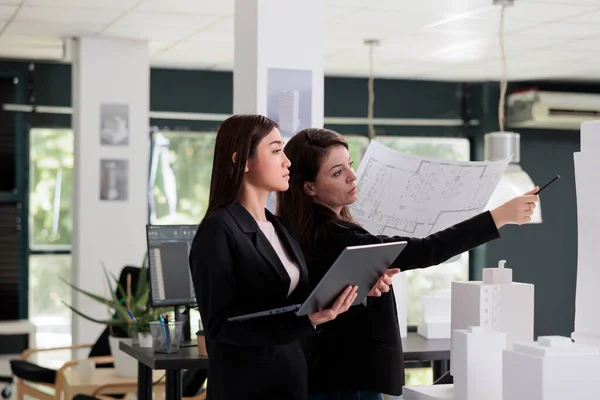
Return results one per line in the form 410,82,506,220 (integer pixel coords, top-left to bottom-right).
29,129,73,248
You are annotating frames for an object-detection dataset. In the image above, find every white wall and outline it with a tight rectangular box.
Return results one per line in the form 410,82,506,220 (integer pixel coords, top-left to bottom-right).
71,37,149,346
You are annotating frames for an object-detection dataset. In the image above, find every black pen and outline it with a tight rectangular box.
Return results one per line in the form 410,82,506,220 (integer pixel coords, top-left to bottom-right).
536,175,560,195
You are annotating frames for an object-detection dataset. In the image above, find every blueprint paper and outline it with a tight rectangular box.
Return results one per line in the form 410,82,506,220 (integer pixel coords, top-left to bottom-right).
350,141,510,263
572,152,600,346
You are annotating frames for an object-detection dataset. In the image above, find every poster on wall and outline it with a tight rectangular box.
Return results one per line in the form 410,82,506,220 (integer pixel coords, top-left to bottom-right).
100,159,129,201
265,68,313,212
100,103,130,146
266,68,313,139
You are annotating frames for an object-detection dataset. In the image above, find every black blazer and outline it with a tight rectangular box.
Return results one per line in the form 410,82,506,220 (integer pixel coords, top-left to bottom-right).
189,203,316,400
303,211,500,396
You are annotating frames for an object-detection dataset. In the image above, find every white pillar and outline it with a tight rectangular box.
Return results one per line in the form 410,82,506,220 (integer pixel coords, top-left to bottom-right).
71,37,149,346
233,0,324,134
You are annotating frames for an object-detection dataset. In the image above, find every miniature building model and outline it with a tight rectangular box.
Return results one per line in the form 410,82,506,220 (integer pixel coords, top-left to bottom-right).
572,121,600,348
503,335,600,400
453,326,505,400
278,90,300,135
418,289,451,339
450,260,534,374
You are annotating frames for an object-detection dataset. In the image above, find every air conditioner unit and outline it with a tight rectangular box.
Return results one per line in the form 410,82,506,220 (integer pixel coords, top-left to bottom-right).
507,89,600,130
0,36,68,62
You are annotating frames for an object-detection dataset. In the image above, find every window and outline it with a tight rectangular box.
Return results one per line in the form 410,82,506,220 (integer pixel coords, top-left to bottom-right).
29,129,73,250
149,131,216,225
149,130,217,332
29,128,74,362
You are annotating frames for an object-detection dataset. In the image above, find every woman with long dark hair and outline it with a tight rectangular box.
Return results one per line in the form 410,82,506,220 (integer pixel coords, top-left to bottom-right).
189,116,358,400
277,128,539,400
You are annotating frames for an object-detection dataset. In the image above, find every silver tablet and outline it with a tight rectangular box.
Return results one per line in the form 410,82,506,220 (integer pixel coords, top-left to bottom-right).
228,241,407,321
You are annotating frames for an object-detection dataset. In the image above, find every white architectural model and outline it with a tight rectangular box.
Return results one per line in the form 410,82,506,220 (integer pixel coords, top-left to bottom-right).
572,121,600,348
503,335,600,400
278,89,300,135
453,327,505,400
418,289,451,339
450,260,534,374
404,326,506,400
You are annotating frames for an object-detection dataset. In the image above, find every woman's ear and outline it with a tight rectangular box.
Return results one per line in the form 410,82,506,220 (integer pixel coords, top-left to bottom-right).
232,152,250,172
304,182,316,196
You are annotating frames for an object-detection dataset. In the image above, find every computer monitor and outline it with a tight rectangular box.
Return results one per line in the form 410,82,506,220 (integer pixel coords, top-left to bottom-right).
146,224,197,308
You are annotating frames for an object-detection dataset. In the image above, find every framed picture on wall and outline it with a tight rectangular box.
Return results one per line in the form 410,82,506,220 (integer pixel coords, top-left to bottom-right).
100,103,130,146
100,159,128,201
266,68,312,138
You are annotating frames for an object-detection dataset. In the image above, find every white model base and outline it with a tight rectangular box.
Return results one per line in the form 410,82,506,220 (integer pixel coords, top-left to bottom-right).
503,335,600,400
571,331,600,348
403,384,454,400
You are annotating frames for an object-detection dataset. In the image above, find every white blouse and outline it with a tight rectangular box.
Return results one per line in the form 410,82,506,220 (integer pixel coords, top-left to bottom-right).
256,221,301,297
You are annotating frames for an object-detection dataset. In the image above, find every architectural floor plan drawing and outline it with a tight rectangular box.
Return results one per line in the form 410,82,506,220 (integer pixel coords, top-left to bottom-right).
351,141,510,243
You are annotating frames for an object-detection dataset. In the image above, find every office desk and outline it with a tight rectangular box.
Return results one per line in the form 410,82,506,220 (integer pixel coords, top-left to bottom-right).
402,332,451,381
119,342,207,400
121,333,450,400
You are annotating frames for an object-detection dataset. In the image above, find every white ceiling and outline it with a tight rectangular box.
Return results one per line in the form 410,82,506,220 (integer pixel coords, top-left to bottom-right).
1,0,600,81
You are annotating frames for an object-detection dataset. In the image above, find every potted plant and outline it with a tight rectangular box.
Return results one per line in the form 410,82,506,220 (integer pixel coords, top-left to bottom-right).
61,261,166,377
133,314,153,348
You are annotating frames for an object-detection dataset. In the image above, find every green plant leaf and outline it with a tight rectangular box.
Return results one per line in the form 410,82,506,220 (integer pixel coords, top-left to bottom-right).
62,302,127,327
100,261,120,305
61,278,130,319
109,270,130,306
134,266,149,303
134,289,149,309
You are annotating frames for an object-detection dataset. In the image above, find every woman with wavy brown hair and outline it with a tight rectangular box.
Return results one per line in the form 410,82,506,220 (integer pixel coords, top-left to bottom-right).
277,128,539,400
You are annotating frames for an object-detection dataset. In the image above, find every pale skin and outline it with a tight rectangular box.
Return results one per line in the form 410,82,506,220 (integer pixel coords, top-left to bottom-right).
304,145,540,296
235,127,359,326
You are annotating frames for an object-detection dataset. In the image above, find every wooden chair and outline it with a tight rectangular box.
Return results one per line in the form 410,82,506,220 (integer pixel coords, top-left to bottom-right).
69,368,208,400
10,266,141,400
12,344,113,400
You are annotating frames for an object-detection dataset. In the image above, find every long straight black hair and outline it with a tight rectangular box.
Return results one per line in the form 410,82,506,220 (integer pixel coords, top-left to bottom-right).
203,114,279,220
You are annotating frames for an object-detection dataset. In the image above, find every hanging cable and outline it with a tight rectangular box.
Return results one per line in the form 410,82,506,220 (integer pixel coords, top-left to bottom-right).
364,39,379,141
498,3,508,132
